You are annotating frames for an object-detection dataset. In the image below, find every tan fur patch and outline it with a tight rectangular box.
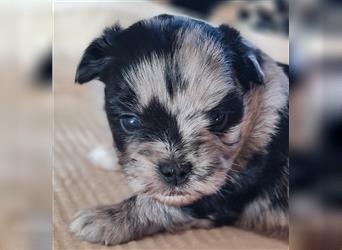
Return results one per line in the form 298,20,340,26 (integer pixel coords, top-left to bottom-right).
229,53,289,237
232,53,288,167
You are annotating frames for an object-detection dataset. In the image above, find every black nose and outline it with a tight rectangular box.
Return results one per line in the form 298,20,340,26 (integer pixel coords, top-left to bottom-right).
158,161,192,185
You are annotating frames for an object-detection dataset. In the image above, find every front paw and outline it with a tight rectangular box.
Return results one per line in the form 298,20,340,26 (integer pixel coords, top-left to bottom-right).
70,206,125,245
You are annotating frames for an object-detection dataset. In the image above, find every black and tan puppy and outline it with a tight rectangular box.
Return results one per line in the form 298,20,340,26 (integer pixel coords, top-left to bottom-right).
70,14,289,245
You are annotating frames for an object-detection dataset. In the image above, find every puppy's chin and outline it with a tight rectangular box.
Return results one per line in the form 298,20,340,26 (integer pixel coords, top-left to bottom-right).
153,193,202,206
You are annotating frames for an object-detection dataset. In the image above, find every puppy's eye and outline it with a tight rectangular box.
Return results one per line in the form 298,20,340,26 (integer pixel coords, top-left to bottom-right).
120,115,142,133
210,111,229,132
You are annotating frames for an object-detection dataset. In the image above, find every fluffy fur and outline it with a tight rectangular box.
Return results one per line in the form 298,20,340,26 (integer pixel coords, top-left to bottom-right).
70,14,289,245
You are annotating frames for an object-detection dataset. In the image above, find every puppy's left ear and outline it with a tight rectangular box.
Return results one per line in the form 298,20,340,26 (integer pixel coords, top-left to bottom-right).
75,24,122,84
219,24,264,91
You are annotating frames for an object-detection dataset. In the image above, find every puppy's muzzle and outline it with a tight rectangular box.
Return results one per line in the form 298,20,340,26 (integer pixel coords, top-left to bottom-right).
158,160,192,186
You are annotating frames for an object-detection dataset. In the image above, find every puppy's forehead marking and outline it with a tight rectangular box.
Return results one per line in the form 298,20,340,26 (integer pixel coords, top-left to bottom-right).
174,27,234,111
122,25,234,115
122,54,168,109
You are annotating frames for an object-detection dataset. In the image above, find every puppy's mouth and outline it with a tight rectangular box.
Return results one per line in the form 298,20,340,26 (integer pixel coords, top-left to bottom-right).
151,160,232,207
153,193,201,206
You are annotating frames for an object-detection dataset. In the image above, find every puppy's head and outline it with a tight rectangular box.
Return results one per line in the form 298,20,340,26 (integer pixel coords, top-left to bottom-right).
76,15,265,206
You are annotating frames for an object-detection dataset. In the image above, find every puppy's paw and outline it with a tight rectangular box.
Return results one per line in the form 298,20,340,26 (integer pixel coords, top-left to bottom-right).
70,206,126,245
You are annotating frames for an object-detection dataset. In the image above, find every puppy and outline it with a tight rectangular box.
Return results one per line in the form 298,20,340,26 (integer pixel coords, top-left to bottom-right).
70,14,289,245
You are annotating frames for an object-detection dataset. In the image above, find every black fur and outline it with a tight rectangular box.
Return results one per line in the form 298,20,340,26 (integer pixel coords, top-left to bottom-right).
75,25,122,84
219,24,264,91
207,92,244,133
140,97,183,146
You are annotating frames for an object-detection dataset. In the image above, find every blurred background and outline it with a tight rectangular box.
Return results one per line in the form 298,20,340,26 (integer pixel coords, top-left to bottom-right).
290,1,342,249
0,0,51,250
0,0,341,249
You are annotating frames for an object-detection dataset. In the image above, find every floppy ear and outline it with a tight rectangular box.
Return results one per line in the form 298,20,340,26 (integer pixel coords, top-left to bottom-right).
75,24,122,84
219,24,264,91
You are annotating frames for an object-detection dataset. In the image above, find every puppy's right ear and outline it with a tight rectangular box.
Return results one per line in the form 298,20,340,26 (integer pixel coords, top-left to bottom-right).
75,24,122,84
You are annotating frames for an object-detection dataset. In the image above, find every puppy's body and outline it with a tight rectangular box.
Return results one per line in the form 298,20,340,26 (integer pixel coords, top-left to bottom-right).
70,15,288,245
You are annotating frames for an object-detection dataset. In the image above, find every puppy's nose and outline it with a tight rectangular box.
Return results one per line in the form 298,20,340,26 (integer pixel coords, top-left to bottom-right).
158,161,192,185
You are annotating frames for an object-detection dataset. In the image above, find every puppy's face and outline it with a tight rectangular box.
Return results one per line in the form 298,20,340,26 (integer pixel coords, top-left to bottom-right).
76,15,264,206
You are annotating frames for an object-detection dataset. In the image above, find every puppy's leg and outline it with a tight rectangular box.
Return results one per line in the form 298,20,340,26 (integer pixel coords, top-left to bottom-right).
70,196,211,245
